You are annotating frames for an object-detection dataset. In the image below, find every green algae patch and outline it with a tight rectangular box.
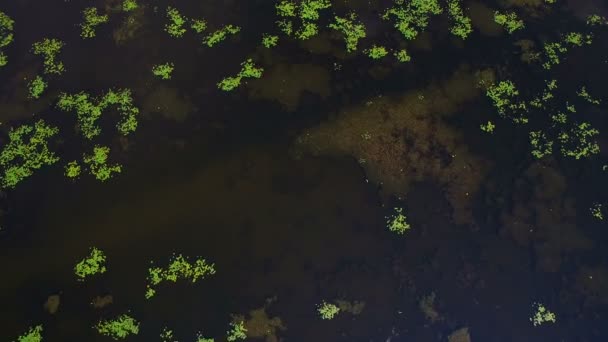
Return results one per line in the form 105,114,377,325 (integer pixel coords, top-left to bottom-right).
152,62,175,80
386,207,411,234
218,59,263,91
57,89,139,139
28,76,47,99
80,7,109,39
0,120,59,189
165,6,187,38
447,0,473,39
494,11,524,34
203,24,241,47
95,314,139,340
328,13,366,53
32,38,65,75
0,11,15,67
317,301,340,319
145,254,216,299
83,146,122,181
13,325,43,342
226,320,247,341
74,247,107,281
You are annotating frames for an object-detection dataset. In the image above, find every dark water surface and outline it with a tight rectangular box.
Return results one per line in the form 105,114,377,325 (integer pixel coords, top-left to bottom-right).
2,0,608,341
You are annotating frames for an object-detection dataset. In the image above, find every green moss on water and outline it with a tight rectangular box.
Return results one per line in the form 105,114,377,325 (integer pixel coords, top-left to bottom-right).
494,11,524,34
317,301,340,319
226,320,247,341
261,33,279,48
65,161,81,178
83,146,122,181
80,7,109,39
447,0,472,39
57,89,139,139
0,11,15,67
382,0,442,40
32,38,65,75
217,59,263,91
203,24,241,47
28,76,47,99
95,314,140,340
364,45,388,59
385,207,411,234
191,18,208,33
165,6,187,38
13,325,43,342
394,49,411,62
328,12,366,53
74,247,107,280
480,121,495,133
0,120,59,189
122,0,138,12
145,254,216,299
152,62,175,80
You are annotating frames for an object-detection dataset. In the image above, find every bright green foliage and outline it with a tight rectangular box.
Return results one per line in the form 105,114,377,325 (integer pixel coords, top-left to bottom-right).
530,303,556,326
542,41,567,69
317,301,340,319
262,34,279,48
191,19,208,33
480,121,495,133
586,14,608,26
300,0,331,21
65,161,81,178
80,7,109,39
382,0,442,40
196,333,214,342
28,76,47,99
577,86,601,105
217,59,263,91
160,327,176,342
447,0,472,39
277,20,293,36
217,76,242,92
122,0,138,12
529,131,553,159
494,11,524,34
13,325,43,342
74,247,107,281
0,120,59,189
564,32,592,46
276,1,297,17
365,45,388,59
328,13,366,53
57,89,139,139
165,7,187,38
203,25,240,47
145,254,216,299
0,11,15,67
296,21,319,40
83,146,122,181
226,320,247,341
95,314,140,340
486,80,519,114
558,122,600,159
32,38,65,75
152,62,175,80
386,207,411,234
394,49,411,62
551,112,567,124
590,203,603,220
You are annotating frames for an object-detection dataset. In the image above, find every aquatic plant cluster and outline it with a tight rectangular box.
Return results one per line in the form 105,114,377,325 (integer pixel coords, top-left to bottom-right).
145,254,216,299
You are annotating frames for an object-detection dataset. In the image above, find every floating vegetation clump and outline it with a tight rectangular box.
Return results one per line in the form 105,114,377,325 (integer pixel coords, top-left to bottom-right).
152,62,175,80
447,0,473,39
381,0,442,40
317,301,340,319
80,7,109,39
494,11,524,34
32,38,65,75
95,314,140,340
328,12,366,53
530,303,556,326
27,76,47,99
145,254,216,299
0,120,59,189
203,24,241,47
218,58,263,91
165,6,188,38
386,207,411,234
0,11,14,67
226,320,247,341
83,146,122,181
74,247,107,281
57,89,139,139
13,325,43,342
